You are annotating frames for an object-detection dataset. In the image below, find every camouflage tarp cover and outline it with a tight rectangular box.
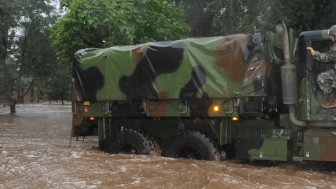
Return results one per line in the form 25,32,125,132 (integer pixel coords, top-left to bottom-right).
73,32,271,102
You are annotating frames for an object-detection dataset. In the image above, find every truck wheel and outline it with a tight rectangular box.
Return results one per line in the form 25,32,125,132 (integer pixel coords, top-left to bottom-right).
162,130,216,160
146,134,161,156
121,128,152,155
99,138,123,154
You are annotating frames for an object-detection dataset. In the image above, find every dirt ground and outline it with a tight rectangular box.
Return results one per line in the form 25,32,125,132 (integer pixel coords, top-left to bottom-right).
1,103,336,189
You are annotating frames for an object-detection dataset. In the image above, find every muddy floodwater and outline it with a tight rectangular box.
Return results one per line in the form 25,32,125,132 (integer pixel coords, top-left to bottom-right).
1,103,336,189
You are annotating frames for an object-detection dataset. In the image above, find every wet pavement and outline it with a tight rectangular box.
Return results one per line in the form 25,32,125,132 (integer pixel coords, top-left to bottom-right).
1,103,336,189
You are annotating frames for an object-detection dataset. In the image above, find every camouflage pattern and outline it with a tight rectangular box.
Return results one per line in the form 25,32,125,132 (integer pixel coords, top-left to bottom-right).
303,128,336,161
74,33,270,100
233,117,291,161
73,33,276,117
317,69,336,98
314,43,336,98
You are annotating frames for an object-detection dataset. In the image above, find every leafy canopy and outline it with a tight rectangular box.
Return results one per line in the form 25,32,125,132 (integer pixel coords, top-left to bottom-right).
0,0,58,103
175,0,336,36
51,0,190,62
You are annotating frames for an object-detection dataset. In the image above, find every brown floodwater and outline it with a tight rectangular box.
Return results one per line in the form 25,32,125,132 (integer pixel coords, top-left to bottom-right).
1,103,336,189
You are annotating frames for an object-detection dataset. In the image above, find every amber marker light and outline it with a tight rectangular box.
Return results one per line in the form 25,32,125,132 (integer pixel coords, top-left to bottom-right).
83,101,90,113
232,115,239,121
83,101,91,106
213,105,220,112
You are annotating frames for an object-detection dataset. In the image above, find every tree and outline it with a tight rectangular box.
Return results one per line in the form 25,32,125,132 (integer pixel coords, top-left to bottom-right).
51,0,190,62
43,62,71,105
204,0,335,35
267,0,336,31
0,0,59,113
264,0,315,31
0,0,22,113
205,0,277,35
173,0,213,37
15,0,58,102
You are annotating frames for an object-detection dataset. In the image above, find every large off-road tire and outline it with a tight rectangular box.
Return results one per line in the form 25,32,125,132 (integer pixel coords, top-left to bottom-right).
99,138,123,154
99,123,124,154
120,128,152,155
162,130,217,160
146,134,161,156
99,128,157,155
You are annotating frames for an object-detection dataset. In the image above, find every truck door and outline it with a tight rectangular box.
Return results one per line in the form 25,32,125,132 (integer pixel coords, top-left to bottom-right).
297,31,336,121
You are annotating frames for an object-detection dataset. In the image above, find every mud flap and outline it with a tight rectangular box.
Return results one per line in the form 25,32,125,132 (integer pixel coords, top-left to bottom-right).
72,118,97,137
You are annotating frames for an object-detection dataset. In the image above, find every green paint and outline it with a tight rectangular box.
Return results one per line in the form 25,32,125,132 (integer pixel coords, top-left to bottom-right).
248,138,288,161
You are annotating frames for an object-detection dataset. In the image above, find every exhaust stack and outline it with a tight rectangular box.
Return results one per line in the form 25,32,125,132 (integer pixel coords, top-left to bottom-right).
276,22,307,127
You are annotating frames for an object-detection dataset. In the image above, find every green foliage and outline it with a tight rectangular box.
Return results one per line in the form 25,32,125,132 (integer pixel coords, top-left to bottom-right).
206,0,276,35
264,0,315,31
0,0,63,107
43,62,71,103
177,0,336,36
174,0,213,36
0,0,22,102
60,0,74,8
17,2,57,97
51,0,190,62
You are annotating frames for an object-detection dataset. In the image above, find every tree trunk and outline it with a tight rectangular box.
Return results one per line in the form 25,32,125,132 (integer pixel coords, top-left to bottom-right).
10,103,16,114
228,0,234,33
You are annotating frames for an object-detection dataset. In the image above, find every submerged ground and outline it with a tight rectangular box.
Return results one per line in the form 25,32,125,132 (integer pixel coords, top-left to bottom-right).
0,103,336,188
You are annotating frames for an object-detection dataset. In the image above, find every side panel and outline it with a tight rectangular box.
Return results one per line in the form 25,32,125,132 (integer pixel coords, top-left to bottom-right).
235,138,289,161
233,119,292,161
303,129,336,161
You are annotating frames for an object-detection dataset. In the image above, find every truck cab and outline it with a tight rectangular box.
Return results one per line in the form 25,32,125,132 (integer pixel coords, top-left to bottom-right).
296,30,336,121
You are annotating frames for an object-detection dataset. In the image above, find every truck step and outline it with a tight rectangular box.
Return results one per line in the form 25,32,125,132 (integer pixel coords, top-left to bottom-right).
292,156,303,161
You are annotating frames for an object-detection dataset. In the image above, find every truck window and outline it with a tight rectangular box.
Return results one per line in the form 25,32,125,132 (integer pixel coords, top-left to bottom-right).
310,39,334,94
311,39,334,72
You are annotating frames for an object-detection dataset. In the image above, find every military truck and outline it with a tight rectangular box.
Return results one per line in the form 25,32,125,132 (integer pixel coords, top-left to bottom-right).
71,22,336,161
